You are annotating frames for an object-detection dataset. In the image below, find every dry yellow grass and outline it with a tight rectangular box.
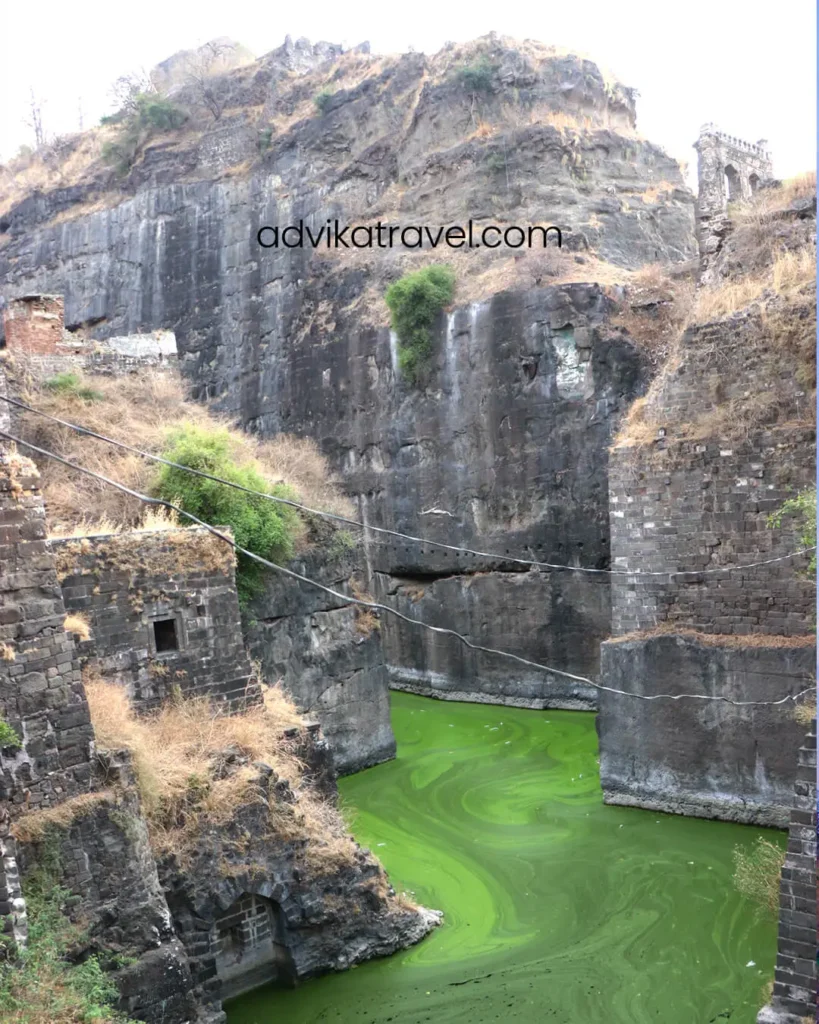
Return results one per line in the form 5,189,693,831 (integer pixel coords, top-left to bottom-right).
692,247,815,322
730,170,816,231
641,182,676,204
0,127,117,219
793,698,816,726
12,791,112,843
84,675,359,871
733,836,785,916
7,365,354,535
63,613,91,641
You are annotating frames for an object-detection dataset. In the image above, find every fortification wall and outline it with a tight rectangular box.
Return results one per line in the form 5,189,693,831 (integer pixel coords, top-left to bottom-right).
597,633,813,825
609,428,815,636
53,527,258,710
0,453,95,816
245,540,395,775
757,721,817,1024
695,126,772,216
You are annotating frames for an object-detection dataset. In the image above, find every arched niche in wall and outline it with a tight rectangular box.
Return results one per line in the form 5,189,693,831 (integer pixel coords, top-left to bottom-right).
724,164,742,202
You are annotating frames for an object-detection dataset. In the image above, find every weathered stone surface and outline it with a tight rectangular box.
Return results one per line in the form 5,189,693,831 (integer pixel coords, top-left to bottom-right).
597,634,814,826
756,721,816,1023
0,39,695,710
245,539,395,774
0,454,95,815
15,756,199,1024
55,527,259,711
159,735,440,1004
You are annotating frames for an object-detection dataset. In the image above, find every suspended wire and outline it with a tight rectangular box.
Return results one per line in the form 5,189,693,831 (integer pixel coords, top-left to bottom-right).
0,429,812,709
0,392,813,579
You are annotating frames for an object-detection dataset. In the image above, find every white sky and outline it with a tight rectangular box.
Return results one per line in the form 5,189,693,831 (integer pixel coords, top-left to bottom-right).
1,0,816,184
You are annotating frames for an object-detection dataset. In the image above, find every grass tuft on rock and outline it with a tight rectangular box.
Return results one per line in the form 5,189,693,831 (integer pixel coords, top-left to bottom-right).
84,674,359,872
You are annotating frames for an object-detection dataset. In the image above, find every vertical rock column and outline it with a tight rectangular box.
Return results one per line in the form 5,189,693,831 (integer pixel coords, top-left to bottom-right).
0,450,95,954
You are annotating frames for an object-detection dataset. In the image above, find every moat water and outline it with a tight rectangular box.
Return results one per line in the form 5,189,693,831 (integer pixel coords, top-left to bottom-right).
226,692,781,1024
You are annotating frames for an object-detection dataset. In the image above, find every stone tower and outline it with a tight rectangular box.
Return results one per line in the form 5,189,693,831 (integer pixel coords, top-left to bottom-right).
694,123,773,265
694,123,773,217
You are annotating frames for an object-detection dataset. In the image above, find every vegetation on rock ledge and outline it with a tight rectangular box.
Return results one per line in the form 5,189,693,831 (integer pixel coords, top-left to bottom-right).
385,265,456,386
1,862,136,1024
153,424,300,603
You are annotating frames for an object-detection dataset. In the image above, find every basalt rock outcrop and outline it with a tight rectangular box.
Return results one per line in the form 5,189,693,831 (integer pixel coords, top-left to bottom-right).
245,534,395,774
0,36,696,705
0,455,438,1022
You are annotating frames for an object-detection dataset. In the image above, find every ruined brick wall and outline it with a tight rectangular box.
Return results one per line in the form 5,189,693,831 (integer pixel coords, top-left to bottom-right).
2,325,178,384
0,453,95,816
2,296,65,355
53,527,258,710
610,429,815,636
609,308,815,637
757,720,817,1024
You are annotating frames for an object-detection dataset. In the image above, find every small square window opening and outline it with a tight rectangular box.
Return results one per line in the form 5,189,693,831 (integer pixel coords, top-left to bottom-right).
153,618,179,653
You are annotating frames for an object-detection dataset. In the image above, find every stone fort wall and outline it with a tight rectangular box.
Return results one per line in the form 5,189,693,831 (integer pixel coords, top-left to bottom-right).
0,453,95,817
53,527,259,710
609,306,815,637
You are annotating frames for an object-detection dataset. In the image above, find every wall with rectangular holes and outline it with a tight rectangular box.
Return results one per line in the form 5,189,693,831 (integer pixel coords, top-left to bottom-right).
51,526,259,710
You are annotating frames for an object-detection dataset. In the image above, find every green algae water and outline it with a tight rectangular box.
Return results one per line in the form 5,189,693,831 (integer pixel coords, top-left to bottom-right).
227,693,782,1024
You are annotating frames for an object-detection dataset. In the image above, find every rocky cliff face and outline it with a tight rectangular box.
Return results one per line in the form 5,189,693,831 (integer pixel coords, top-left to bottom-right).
245,539,396,774
0,35,696,707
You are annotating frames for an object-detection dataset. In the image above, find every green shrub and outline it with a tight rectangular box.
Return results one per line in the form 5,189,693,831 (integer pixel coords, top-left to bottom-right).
152,425,301,602
43,372,103,401
131,93,186,132
0,872,136,1023
102,92,186,174
257,127,273,152
314,89,334,113
385,265,456,385
0,719,21,750
453,55,496,93
768,488,816,573
732,836,786,916
484,150,506,175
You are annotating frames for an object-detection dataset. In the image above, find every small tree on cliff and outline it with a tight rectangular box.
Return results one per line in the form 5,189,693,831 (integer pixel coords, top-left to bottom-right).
152,425,300,603
385,265,456,386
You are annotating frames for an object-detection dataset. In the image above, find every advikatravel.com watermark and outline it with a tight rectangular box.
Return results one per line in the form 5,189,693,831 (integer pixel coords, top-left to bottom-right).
256,220,562,250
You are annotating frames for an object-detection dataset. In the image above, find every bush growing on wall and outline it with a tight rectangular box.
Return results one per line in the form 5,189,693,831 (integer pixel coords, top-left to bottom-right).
769,488,817,574
0,718,21,750
385,265,456,385
152,425,300,602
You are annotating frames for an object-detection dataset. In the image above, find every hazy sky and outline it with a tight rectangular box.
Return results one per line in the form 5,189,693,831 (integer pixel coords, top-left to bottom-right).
2,0,816,184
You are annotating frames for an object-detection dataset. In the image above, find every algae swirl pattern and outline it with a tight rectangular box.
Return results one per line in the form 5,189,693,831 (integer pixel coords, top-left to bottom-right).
227,693,781,1024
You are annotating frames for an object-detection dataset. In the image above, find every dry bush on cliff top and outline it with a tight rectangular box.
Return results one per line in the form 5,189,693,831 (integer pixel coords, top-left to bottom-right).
8,366,353,534
84,675,358,870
